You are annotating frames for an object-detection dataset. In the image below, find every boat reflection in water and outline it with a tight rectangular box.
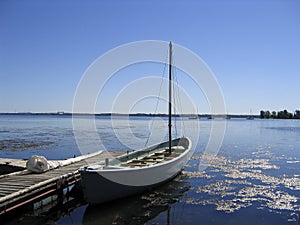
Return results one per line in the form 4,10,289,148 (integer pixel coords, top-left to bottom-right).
82,173,190,225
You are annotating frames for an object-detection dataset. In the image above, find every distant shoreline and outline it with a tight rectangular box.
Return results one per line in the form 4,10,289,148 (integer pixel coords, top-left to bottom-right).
0,112,260,119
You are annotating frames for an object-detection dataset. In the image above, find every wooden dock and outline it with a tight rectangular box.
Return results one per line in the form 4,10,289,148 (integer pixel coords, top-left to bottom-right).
0,150,123,215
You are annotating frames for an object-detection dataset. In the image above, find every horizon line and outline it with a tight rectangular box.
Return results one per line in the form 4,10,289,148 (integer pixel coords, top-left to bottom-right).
0,112,260,117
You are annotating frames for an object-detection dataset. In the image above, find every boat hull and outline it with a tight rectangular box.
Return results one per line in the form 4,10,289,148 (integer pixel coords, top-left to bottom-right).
79,137,192,204
80,167,181,204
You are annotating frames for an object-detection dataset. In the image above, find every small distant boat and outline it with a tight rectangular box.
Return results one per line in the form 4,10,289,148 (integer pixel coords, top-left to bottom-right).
188,108,198,120
246,109,254,120
78,42,192,204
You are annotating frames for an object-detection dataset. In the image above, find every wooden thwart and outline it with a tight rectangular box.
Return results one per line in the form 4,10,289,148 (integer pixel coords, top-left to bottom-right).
123,146,184,168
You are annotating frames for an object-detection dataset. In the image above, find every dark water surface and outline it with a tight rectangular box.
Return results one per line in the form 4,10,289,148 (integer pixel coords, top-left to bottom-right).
0,115,300,224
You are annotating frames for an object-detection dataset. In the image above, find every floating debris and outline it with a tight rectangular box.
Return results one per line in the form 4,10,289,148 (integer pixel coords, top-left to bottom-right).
215,199,252,213
183,171,213,179
196,180,236,197
282,177,300,191
286,160,300,164
0,139,54,151
184,152,300,216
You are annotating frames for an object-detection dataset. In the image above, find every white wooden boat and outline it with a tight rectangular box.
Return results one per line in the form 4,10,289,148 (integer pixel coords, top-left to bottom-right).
79,137,191,204
78,42,192,204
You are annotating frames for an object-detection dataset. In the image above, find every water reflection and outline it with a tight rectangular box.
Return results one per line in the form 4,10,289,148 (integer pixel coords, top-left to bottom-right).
82,174,190,225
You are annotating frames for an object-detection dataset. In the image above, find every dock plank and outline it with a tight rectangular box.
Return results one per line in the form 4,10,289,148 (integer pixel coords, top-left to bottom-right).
0,150,124,215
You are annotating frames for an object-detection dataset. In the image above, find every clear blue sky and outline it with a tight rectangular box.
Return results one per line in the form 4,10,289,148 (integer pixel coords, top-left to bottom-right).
1,0,300,114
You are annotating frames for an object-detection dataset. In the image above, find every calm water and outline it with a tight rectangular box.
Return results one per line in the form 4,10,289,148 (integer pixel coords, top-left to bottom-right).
0,114,300,225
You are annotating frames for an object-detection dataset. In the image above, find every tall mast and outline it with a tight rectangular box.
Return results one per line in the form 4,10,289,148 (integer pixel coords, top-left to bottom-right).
168,42,172,154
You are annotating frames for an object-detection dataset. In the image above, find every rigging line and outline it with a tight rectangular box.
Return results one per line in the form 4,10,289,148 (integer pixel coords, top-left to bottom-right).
172,69,178,139
173,58,187,137
170,49,178,139
178,80,187,136
144,49,169,147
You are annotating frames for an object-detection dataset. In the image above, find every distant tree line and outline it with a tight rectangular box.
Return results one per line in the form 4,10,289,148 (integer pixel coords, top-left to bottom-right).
260,109,300,119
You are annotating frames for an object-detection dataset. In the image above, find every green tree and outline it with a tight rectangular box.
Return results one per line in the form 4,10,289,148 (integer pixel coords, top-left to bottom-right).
277,109,293,119
284,109,288,118
265,110,271,119
260,109,299,119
